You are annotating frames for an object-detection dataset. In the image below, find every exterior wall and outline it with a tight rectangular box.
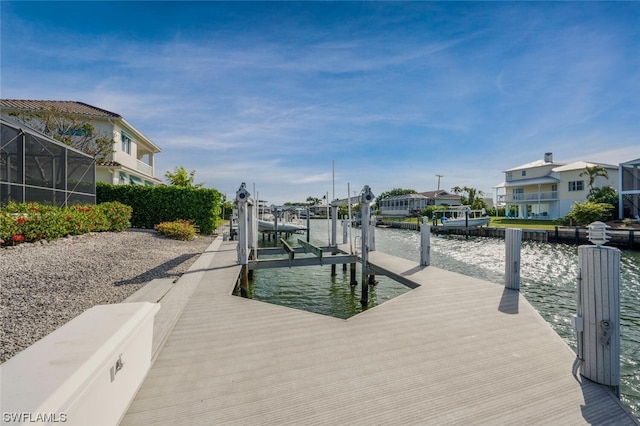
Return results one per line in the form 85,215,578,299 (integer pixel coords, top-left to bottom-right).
112,124,140,171
96,169,118,185
506,165,554,182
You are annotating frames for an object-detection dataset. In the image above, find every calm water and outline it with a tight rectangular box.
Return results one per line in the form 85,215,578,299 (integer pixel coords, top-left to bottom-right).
242,219,640,418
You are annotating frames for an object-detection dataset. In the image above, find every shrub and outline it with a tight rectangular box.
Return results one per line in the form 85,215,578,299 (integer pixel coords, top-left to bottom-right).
155,220,198,241
0,201,133,247
564,201,615,226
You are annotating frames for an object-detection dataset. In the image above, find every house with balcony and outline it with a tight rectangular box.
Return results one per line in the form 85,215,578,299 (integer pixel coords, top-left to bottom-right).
494,152,619,220
0,100,162,187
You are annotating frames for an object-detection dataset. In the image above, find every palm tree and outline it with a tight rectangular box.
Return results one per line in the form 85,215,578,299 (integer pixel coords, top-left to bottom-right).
580,166,609,195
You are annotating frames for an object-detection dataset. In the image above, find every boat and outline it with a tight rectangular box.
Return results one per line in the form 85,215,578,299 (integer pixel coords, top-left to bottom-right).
438,207,490,229
257,219,307,233
257,210,307,233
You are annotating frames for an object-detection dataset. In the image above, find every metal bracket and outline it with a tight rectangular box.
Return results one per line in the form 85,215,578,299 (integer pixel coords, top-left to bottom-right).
600,320,612,346
110,354,124,382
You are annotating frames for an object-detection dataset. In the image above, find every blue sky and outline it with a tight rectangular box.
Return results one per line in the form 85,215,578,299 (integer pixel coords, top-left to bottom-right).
2,1,639,204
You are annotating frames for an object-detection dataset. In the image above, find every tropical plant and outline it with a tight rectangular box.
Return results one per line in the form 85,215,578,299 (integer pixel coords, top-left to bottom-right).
450,186,486,209
164,166,204,187
580,165,609,195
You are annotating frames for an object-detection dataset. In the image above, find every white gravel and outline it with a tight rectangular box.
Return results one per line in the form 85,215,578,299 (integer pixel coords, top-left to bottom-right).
0,230,216,363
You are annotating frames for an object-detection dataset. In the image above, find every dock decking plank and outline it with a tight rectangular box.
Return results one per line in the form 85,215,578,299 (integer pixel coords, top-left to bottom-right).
121,239,638,425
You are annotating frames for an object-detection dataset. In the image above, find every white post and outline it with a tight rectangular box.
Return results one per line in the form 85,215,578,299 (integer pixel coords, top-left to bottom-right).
420,217,431,266
369,215,376,251
247,199,257,260
576,245,621,391
236,185,249,265
342,219,348,244
235,183,251,295
360,185,374,305
331,206,338,247
505,228,522,290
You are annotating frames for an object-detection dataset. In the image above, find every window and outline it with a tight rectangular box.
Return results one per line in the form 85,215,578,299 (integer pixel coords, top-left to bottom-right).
568,181,584,192
521,170,527,177
513,187,524,200
121,132,132,154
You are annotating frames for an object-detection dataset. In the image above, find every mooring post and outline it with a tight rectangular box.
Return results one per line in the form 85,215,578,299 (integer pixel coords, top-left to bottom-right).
235,183,251,295
575,222,621,395
306,208,311,243
360,185,375,305
420,217,431,267
505,228,522,290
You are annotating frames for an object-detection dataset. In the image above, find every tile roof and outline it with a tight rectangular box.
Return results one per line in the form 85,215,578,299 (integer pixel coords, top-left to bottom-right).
0,100,121,119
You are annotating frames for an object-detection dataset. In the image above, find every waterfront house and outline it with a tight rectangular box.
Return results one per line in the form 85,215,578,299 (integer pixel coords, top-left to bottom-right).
377,190,462,217
0,100,162,187
495,152,619,220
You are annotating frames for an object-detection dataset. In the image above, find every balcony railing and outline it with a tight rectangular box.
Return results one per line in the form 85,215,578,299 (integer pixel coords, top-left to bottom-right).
498,191,558,203
136,160,153,177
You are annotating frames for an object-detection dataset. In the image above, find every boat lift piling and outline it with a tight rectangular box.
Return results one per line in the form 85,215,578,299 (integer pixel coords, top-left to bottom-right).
359,185,375,305
235,183,253,295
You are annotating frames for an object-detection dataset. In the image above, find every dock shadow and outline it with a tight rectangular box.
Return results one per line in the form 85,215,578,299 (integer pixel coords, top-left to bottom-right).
498,287,519,314
114,253,199,286
574,371,633,424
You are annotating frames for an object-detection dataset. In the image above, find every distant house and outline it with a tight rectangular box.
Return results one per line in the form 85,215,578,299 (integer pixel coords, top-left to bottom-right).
619,158,640,219
494,152,619,220
0,100,162,187
377,190,462,217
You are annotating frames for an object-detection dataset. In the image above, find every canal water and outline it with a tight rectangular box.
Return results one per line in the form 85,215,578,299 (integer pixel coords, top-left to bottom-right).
242,219,640,418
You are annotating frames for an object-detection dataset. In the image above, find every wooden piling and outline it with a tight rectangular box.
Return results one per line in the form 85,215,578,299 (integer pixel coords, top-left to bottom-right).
577,245,621,394
505,228,522,290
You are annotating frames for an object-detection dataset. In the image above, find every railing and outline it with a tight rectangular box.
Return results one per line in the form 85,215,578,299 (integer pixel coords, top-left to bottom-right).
136,160,153,177
498,191,558,203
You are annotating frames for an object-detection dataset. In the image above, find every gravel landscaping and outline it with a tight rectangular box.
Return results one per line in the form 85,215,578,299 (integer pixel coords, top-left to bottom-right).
0,230,216,363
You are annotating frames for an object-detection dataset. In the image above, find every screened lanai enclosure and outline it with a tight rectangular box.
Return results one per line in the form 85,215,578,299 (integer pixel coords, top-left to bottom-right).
0,116,96,206
619,158,640,219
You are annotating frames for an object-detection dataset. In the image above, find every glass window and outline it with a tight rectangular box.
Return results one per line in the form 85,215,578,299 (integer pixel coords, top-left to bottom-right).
521,170,526,176
121,132,132,154
568,181,584,192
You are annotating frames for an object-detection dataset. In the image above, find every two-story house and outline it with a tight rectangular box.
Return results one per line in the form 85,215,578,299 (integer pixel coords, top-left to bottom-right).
0,100,162,187
495,152,619,220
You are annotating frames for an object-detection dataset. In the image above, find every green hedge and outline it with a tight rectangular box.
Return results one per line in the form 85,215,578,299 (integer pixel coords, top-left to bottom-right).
97,183,221,234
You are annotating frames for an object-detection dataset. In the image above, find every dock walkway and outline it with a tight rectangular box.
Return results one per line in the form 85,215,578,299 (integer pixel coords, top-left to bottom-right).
121,237,638,425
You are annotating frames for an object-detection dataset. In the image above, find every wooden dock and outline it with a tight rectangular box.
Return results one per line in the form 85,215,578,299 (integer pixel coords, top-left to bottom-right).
121,237,638,425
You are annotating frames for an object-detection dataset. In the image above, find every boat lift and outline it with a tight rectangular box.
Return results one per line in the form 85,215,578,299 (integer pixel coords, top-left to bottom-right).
234,183,380,304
